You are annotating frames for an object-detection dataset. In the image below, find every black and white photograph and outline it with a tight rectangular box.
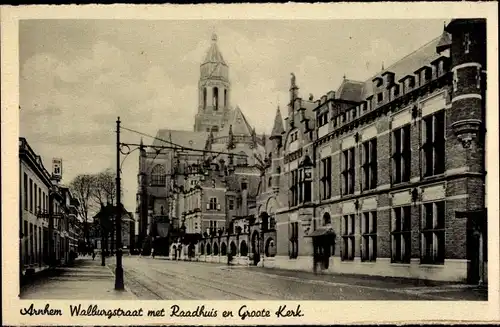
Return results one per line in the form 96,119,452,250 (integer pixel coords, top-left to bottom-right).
2,3,499,325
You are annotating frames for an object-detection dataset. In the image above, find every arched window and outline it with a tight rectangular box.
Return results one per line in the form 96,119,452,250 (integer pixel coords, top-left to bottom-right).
230,242,237,256
268,177,272,187
277,167,281,174
206,243,212,255
323,212,331,225
151,164,166,186
221,242,227,255
213,87,219,110
240,240,248,257
213,242,219,255
203,87,207,109
236,152,247,166
265,238,276,257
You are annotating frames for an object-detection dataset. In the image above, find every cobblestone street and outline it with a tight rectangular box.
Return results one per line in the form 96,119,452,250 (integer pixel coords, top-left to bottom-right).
115,257,487,301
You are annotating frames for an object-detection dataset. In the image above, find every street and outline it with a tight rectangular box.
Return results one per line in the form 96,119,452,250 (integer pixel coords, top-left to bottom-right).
110,257,487,301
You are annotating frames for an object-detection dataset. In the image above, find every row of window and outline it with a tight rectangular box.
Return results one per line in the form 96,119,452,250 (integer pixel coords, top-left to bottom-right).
23,172,49,214
288,202,446,265
316,66,443,130
319,110,445,199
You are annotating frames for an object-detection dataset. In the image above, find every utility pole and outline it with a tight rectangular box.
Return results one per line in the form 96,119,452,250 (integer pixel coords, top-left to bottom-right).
115,117,124,290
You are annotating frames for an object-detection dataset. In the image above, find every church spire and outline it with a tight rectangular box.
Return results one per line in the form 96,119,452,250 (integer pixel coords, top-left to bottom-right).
270,106,285,139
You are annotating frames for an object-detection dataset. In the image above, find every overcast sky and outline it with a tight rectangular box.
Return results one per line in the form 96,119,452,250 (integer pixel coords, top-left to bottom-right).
19,19,446,214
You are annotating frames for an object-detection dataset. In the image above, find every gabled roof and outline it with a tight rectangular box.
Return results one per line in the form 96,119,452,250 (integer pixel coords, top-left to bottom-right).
336,79,365,102
152,129,209,150
202,33,227,66
218,106,254,137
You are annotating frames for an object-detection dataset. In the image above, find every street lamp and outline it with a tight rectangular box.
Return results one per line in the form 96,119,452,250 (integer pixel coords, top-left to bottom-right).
115,117,124,291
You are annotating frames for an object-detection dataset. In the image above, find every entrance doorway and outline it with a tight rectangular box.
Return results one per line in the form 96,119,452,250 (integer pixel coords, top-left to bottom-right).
251,231,260,265
461,210,487,285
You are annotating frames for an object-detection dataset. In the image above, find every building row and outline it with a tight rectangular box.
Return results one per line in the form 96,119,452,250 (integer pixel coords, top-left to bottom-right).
19,137,84,278
136,19,487,284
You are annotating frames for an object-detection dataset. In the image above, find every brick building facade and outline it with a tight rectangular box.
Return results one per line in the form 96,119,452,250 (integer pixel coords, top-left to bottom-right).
252,19,487,283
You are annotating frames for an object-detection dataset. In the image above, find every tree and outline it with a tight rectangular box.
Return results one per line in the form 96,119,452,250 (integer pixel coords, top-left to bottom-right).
69,174,96,244
92,168,116,207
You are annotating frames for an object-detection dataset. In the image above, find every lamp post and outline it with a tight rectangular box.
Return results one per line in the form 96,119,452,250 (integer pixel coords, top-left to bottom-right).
115,117,124,291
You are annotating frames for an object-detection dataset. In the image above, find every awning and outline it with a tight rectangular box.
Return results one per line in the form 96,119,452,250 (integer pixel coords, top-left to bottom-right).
306,227,335,237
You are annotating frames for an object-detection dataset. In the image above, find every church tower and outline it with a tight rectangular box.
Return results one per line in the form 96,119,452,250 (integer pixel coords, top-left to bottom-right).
194,33,231,133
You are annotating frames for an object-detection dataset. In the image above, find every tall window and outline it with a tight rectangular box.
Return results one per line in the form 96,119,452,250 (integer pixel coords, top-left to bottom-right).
228,199,234,210
38,188,42,212
318,112,329,127
422,110,445,177
392,206,411,263
290,169,299,206
34,184,38,213
224,89,227,107
150,164,166,186
362,138,378,191
341,148,355,195
209,197,218,210
29,178,33,213
24,173,28,211
213,87,219,111
393,125,411,184
298,170,303,203
421,201,445,264
303,169,312,203
203,87,207,109
289,221,299,259
323,212,331,225
321,157,332,199
361,211,377,262
342,214,355,261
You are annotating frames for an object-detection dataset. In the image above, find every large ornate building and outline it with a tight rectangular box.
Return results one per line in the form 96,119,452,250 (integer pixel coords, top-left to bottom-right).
250,19,486,283
138,20,487,284
136,34,265,255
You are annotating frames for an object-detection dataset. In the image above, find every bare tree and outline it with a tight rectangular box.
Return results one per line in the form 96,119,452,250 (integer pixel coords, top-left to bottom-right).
91,168,117,254
69,174,96,243
92,168,116,206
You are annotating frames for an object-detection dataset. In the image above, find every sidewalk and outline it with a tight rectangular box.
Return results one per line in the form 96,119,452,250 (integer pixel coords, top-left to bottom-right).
20,257,136,300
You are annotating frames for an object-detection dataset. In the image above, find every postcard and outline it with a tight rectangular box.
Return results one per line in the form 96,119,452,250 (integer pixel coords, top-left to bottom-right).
1,2,499,325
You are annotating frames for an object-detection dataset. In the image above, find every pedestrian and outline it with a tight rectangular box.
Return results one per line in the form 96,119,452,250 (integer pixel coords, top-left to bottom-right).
92,250,96,261
151,248,155,259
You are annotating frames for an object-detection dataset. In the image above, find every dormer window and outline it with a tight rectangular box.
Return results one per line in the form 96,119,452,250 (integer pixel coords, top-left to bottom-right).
377,92,384,103
424,68,433,82
393,85,400,98
373,76,383,88
317,112,329,127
